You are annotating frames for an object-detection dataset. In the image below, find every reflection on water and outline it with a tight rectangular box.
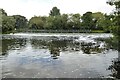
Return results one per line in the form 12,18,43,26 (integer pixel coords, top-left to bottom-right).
49,40,61,59
0,33,119,78
2,39,26,56
108,57,120,79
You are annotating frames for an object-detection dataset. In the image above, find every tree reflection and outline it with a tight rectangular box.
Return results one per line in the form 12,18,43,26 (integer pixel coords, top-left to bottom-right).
1,35,120,78
31,39,69,59
2,39,26,56
81,42,105,54
96,38,118,51
108,57,120,79
50,47,60,59
48,40,67,59
30,39,48,49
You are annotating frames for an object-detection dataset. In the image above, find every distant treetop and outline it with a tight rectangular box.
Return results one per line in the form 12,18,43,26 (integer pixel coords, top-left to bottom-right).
49,7,61,16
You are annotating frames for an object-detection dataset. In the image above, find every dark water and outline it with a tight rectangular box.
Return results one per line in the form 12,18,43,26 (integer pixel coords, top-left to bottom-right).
0,33,119,78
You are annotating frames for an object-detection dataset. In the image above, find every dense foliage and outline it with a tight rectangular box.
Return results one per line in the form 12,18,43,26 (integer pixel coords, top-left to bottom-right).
107,0,120,32
107,0,120,51
0,9,28,33
0,5,116,33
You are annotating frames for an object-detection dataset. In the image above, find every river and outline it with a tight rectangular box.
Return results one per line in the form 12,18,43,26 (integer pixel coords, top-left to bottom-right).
0,33,119,78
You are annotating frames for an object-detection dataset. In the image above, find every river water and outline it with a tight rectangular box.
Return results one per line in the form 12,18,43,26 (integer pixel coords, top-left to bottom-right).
0,33,119,78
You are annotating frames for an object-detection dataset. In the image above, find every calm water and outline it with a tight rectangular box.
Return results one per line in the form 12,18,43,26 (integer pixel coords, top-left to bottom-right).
0,33,119,78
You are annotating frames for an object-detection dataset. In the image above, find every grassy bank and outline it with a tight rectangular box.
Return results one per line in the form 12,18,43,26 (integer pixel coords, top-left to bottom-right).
10,29,107,33
90,30,106,33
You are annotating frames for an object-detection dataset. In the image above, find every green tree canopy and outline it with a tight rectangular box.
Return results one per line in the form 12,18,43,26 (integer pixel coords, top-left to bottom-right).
60,14,68,29
72,14,81,29
92,12,104,30
81,12,94,30
12,15,28,29
29,16,44,29
1,9,16,33
44,14,68,30
0,9,7,16
107,0,120,36
2,16,16,33
107,0,120,51
44,16,54,29
49,7,60,16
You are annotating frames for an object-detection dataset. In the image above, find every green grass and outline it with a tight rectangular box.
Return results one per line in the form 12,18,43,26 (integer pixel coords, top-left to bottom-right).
2,29,108,34
91,30,105,33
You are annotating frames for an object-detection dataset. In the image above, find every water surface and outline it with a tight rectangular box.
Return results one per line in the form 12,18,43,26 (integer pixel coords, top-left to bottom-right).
0,33,118,78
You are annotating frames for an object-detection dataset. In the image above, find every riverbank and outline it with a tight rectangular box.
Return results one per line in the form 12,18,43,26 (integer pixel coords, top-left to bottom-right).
6,29,108,34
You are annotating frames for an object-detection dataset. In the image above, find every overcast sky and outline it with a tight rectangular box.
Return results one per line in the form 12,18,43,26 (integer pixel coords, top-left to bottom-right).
0,0,114,19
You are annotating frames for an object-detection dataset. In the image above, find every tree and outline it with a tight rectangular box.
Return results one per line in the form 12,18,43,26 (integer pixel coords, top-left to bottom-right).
44,14,68,30
1,9,28,33
98,14,113,32
12,15,28,29
66,14,81,30
51,15,62,29
107,0,120,51
29,16,44,29
0,9,7,33
107,0,120,34
1,9,16,33
49,7,60,16
107,1,120,79
0,9,7,16
60,14,68,29
44,16,54,29
92,12,104,30
72,13,81,29
81,12,94,30
2,16,16,33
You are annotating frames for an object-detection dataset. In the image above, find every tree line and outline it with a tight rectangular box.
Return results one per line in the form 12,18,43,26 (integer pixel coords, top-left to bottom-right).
0,1,119,34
